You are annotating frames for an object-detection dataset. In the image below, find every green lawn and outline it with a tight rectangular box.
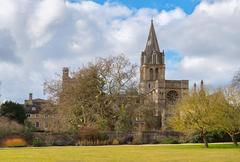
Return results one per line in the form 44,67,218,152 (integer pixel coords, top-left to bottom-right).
0,144,239,162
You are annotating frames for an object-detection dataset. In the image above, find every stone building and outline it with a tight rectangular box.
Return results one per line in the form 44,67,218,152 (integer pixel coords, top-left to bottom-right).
24,93,53,131
139,20,189,129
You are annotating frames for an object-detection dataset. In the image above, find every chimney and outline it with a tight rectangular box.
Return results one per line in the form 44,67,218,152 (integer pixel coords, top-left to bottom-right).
63,67,69,81
29,93,33,101
200,80,204,91
193,83,197,93
28,93,33,105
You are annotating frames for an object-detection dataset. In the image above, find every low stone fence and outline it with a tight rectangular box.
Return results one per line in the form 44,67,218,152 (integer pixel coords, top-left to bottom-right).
31,130,181,146
104,130,181,144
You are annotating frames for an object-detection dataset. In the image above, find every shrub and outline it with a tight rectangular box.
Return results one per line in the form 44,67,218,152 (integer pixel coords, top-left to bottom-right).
79,128,99,141
188,131,238,143
0,117,23,139
98,132,109,141
160,137,179,144
32,137,45,147
151,139,160,144
122,135,133,144
3,137,27,147
22,121,36,143
53,138,68,146
132,137,142,145
112,139,120,145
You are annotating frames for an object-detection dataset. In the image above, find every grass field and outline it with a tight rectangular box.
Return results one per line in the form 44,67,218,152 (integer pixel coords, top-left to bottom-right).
0,144,239,162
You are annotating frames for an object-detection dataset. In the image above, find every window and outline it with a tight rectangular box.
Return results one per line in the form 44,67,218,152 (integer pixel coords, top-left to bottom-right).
32,107,36,111
26,114,30,117
155,68,158,80
166,90,178,105
45,121,48,128
35,122,40,128
150,68,153,80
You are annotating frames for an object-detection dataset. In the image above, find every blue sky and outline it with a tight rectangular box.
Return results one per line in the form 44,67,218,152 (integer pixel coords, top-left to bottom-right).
69,0,201,14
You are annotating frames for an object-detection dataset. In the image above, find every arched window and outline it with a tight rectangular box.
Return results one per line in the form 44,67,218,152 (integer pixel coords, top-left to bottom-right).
150,68,153,80
35,122,40,128
155,68,159,80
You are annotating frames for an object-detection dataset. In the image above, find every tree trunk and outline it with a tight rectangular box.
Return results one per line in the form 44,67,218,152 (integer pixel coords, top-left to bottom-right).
201,132,209,148
230,134,238,146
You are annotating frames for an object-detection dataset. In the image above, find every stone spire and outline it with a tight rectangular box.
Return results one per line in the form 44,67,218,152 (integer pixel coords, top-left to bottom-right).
141,20,164,65
144,20,160,56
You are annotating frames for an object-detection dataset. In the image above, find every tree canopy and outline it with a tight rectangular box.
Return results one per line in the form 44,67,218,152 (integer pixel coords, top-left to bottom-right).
169,89,223,148
44,55,143,132
0,101,26,124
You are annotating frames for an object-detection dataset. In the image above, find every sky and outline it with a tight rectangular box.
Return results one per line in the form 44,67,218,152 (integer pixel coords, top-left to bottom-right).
0,0,240,103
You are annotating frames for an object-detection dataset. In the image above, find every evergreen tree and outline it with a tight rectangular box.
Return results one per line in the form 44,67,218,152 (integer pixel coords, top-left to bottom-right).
0,101,26,124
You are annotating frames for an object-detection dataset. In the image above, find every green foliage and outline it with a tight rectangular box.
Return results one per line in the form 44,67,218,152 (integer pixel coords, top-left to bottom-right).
115,104,135,132
169,89,222,147
140,102,161,130
24,120,37,132
190,131,234,143
22,121,37,143
213,87,240,145
32,137,45,147
0,101,26,124
160,137,179,144
98,132,109,141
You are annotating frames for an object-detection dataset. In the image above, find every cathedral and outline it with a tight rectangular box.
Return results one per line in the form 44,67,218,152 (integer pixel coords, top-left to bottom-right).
139,20,189,129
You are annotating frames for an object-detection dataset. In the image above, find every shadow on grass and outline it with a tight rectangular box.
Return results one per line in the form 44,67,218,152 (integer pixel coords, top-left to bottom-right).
156,143,240,149
208,144,240,149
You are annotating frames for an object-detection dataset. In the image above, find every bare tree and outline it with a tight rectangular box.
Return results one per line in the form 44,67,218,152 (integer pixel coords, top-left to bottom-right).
44,54,139,132
232,68,240,90
214,85,240,146
94,54,138,131
0,117,23,138
0,81,2,104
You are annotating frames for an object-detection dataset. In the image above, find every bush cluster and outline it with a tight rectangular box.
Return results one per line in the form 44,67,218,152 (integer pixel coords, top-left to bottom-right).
0,117,24,139
159,137,179,144
32,137,45,147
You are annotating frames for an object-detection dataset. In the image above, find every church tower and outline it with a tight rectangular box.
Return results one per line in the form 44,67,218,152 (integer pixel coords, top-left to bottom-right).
140,20,189,130
140,20,165,93
140,20,167,129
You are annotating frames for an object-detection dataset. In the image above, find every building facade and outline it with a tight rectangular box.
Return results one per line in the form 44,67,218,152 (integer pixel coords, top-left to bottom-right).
24,93,54,131
139,20,189,129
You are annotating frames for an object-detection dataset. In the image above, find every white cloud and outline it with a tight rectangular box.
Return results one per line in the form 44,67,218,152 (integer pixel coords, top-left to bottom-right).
0,30,19,63
0,0,17,28
27,0,65,48
158,0,240,87
0,0,239,102
157,8,186,26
